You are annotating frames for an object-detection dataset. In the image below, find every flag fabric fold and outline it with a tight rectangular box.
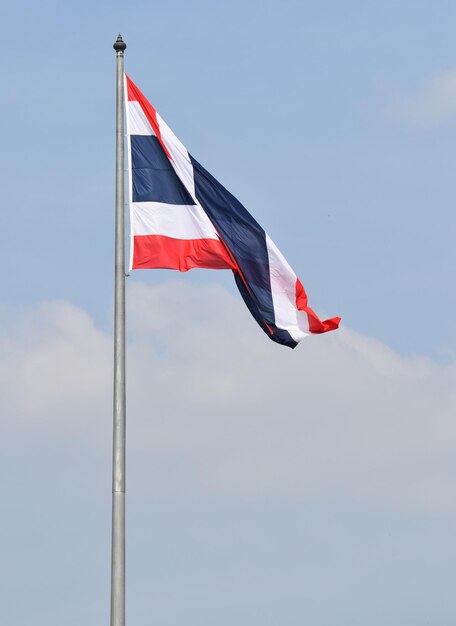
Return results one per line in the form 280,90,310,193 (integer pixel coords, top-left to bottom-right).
125,74,340,348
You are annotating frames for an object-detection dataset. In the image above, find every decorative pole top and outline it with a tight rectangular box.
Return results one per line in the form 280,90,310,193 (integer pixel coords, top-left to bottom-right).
113,33,127,53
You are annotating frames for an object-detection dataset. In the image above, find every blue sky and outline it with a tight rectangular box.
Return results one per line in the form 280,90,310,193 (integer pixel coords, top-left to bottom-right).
2,1,456,625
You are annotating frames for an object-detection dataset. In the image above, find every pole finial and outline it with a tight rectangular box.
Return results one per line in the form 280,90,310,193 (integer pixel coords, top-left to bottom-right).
113,33,127,52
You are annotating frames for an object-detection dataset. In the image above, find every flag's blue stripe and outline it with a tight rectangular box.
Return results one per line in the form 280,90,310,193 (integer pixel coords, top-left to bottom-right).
189,154,297,348
131,135,195,205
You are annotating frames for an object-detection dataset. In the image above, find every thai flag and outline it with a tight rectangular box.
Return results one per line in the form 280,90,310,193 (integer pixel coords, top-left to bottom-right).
125,75,340,348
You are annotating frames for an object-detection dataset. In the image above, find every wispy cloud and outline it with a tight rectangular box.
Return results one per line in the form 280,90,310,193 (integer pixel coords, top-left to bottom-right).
3,283,456,625
2,282,456,514
388,68,456,128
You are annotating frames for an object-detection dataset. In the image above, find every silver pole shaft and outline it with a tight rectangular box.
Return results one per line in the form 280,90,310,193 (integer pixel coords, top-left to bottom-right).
111,33,127,626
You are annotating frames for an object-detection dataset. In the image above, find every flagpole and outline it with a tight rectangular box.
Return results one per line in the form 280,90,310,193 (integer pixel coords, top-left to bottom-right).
111,32,127,626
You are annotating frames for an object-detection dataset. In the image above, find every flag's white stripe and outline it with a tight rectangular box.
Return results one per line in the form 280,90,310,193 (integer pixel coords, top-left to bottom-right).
266,235,310,342
156,113,196,198
131,202,220,241
127,101,155,136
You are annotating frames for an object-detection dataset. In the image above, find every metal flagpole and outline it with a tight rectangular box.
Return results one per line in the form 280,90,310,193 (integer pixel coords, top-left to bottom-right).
111,32,127,626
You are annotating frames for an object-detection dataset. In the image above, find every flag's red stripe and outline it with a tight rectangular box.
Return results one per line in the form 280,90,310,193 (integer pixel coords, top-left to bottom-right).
132,234,237,272
125,75,136,102
295,278,341,334
125,75,172,160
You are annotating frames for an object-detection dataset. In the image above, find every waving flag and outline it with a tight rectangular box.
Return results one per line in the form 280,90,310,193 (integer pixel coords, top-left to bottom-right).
124,75,340,348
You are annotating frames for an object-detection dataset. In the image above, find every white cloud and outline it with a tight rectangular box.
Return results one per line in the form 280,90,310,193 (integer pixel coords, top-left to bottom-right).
0,300,112,447
2,281,456,517
388,67,456,127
